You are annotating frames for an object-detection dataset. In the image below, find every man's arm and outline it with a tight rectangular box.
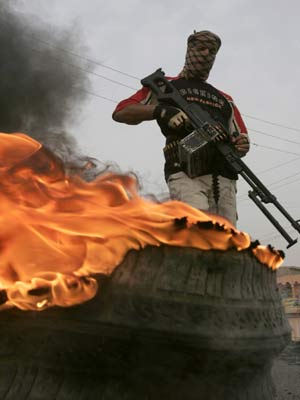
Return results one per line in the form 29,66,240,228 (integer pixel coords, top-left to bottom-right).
227,97,250,157
112,104,156,125
112,85,157,125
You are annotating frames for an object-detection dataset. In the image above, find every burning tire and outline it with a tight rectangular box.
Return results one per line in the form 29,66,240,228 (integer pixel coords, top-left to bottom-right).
0,246,291,399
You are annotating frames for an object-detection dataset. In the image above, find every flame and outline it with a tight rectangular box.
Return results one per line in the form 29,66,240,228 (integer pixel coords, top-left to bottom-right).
0,133,284,311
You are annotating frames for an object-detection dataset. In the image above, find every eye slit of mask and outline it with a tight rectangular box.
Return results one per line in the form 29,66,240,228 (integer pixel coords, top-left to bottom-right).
192,44,208,51
191,43,218,56
207,46,218,55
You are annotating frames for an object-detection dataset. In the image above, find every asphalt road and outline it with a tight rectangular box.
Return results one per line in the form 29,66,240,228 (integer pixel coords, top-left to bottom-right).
272,342,300,399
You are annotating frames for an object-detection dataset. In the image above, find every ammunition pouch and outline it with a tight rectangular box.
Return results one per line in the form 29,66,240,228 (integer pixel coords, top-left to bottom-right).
163,140,180,163
163,139,216,178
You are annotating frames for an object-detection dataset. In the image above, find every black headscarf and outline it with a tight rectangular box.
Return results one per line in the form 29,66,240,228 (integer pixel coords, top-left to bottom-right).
179,30,221,81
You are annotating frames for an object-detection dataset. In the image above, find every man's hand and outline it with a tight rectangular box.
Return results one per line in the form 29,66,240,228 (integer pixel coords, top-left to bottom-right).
153,105,192,130
231,134,250,157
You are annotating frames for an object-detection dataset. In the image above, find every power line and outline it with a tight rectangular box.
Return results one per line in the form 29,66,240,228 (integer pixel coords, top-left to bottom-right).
257,156,300,175
251,142,300,156
239,169,300,193
243,114,300,133
271,175,300,191
31,46,138,91
249,128,300,145
27,34,140,81
84,90,118,103
268,171,300,188
238,171,300,202
25,35,300,135
30,45,121,104
237,157,300,198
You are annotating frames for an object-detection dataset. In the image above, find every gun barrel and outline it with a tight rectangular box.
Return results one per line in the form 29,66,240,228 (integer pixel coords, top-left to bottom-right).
248,191,298,248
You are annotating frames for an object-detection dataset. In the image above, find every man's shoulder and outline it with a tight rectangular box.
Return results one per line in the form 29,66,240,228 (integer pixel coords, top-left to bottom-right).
166,75,181,81
204,81,234,102
217,89,234,102
170,77,232,98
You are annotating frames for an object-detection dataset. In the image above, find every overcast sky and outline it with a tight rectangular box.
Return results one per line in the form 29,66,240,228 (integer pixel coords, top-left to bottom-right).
13,0,300,266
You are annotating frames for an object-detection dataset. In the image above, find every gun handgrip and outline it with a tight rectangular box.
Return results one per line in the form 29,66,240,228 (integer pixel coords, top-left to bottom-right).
141,69,182,105
140,68,165,88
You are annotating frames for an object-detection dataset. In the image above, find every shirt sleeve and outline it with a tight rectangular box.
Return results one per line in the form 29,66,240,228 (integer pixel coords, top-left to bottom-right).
112,75,178,116
231,101,248,135
112,86,152,115
218,90,248,136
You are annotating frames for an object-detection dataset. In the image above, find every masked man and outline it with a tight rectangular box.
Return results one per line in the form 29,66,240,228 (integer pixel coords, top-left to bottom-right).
112,30,250,226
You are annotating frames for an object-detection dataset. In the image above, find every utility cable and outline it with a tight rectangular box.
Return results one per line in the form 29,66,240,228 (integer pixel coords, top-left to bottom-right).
243,114,300,133
257,156,300,175
249,128,300,145
238,172,300,202
251,143,300,156
25,34,300,134
30,46,138,91
27,34,140,80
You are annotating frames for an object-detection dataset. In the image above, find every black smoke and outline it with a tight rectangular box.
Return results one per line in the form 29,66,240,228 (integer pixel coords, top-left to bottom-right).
0,1,92,161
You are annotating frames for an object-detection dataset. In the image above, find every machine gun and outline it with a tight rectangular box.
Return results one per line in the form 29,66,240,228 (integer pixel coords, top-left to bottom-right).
141,68,300,248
